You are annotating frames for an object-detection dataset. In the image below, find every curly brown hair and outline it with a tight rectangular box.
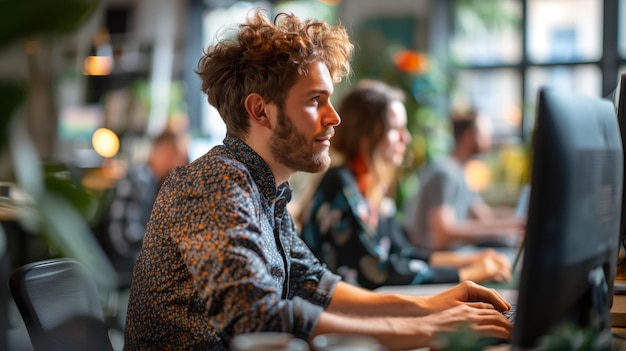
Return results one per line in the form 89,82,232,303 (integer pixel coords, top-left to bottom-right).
196,9,353,139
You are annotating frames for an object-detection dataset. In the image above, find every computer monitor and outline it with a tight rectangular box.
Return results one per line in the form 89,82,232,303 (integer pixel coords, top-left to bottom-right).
617,72,626,272
512,87,624,348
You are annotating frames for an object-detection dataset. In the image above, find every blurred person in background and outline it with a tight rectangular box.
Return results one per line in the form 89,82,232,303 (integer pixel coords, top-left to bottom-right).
299,80,512,290
402,107,524,251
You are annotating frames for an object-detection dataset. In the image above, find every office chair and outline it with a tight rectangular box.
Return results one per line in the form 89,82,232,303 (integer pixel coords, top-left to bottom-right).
9,258,114,351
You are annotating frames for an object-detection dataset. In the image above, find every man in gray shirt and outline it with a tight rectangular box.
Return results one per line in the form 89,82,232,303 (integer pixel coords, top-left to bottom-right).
404,108,523,250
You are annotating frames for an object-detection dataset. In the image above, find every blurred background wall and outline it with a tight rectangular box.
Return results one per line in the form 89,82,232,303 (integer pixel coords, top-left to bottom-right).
1,0,625,210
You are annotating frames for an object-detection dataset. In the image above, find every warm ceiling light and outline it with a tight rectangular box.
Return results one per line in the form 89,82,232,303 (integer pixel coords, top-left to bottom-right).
83,55,113,76
83,38,114,76
92,128,120,158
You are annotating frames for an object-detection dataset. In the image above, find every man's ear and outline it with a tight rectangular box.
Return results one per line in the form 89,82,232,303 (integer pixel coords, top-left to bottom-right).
244,93,272,128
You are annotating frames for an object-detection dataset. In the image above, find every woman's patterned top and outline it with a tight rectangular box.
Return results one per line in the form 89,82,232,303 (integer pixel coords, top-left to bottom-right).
300,166,459,290
124,135,340,350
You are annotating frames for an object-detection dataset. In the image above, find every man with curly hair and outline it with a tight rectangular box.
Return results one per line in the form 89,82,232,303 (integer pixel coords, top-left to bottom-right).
123,10,513,350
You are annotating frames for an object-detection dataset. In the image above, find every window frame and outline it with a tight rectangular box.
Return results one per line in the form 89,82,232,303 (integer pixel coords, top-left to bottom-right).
444,0,625,142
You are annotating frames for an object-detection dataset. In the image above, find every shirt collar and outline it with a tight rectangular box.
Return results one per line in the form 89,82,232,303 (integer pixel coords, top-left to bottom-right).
223,134,292,204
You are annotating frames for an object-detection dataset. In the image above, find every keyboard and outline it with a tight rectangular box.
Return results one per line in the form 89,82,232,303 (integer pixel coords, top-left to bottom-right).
503,304,517,324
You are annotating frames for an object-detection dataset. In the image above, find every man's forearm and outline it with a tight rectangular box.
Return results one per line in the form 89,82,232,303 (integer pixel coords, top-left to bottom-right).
325,281,429,317
312,310,434,350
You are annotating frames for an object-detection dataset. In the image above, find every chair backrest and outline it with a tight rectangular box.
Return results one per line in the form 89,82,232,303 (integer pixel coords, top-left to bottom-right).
9,258,114,351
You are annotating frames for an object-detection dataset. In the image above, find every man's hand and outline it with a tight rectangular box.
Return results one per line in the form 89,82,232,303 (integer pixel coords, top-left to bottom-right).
317,281,514,350
419,281,512,314
419,303,514,343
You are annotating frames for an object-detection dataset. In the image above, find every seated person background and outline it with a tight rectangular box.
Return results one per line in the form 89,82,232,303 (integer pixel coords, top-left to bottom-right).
402,107,524,251
299,80,512,290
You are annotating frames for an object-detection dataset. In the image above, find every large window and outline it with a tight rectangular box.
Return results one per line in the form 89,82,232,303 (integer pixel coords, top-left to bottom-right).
527,0,602,63
451,0,624,135
447,0,625,203
450,0,522,66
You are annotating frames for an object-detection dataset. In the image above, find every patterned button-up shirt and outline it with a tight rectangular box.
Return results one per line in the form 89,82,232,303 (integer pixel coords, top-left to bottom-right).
124,135,340,350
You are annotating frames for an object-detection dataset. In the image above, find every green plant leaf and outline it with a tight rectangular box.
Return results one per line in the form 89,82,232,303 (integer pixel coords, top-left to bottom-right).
0,0,99,48
536,323,614,351
432,324,497,351
0,0,112,295
9,116,44,199
44,172,93,215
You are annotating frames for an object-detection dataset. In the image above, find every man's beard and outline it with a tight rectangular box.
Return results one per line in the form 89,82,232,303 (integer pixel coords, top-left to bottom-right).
269,109,332,173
